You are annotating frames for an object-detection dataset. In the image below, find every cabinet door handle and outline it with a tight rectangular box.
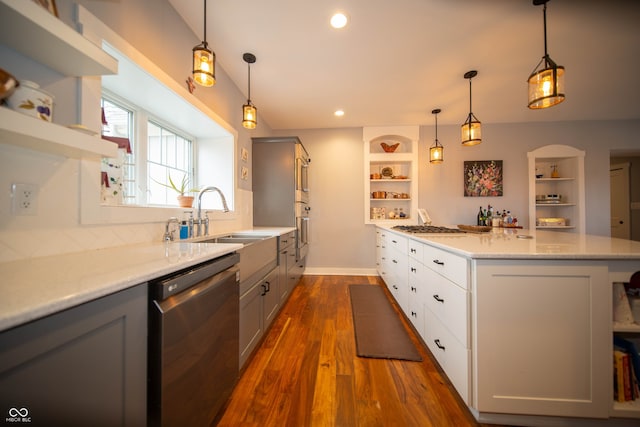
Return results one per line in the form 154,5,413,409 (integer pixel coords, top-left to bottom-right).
411,311,417,317
410,267,417,273
261,284,267,296
392,239,398,243
392,285,398,290
410,286,417,292
410,248,416,253
434,339,445,350
433,259,444,266
265,281,270,292
433,294,444,303
392,259,398,264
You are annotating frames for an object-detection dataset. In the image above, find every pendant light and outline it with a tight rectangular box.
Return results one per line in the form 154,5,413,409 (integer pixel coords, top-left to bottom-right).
429,108,443,164
528,0,565,109
242,53,257,129
461,70,481,146
192,0,215,87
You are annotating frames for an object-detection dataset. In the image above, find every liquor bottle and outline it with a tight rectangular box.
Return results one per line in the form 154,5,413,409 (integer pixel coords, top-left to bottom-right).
477,206,483,226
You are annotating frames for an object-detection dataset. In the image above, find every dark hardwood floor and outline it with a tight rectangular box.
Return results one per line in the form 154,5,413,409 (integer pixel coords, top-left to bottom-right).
215,275,503,427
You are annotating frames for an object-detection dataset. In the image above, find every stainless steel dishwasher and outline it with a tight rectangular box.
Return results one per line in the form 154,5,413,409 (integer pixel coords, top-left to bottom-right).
148,252,240,427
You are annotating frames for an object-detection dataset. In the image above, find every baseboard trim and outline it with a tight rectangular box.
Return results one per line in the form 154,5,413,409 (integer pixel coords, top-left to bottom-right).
303,267,378,276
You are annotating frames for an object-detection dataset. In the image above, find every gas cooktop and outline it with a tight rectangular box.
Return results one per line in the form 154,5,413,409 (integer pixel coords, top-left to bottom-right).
392,225,464,234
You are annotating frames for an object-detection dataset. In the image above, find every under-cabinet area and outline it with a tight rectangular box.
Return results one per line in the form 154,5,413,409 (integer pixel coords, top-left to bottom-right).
376,225,640,426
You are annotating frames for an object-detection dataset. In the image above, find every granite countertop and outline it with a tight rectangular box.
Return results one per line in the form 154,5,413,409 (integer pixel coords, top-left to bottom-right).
382,226,640,260
0,227,295,333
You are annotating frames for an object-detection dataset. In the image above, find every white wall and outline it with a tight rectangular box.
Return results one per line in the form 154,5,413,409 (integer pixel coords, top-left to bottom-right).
0,0,265,262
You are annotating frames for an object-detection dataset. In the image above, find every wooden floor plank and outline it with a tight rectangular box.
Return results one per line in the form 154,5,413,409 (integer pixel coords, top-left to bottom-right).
215,275,503,427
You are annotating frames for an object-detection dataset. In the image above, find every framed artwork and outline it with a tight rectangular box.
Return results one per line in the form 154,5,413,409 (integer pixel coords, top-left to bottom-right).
464,160,503,197
32,0,58,17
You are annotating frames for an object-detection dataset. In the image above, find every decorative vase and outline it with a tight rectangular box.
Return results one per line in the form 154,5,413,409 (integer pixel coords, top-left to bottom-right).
177,195,194,208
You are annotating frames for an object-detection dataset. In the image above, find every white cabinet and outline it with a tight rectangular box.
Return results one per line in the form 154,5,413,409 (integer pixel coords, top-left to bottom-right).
383,233,409,313
0,0,118,159
473,260,610,418
527,144,585,233
364,126,419,224
421,242,471,404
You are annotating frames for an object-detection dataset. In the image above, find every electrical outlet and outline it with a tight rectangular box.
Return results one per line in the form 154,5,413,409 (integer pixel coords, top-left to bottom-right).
11,183,38,216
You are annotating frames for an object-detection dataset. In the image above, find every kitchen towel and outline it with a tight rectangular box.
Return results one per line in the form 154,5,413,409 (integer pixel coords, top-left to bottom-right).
349,284,422,362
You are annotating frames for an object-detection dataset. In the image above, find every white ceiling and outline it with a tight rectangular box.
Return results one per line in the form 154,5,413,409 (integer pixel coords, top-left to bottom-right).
168,0,640,130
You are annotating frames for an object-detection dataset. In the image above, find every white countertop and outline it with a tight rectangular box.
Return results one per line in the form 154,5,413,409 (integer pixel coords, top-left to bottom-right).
382,226,640,260
0,227,295,332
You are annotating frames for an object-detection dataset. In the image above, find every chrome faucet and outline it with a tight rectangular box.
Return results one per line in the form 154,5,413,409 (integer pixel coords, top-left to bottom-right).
194,186,229,237
163,217,180,241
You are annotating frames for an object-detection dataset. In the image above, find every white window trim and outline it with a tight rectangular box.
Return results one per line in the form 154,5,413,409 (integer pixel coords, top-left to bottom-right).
76,5,238,225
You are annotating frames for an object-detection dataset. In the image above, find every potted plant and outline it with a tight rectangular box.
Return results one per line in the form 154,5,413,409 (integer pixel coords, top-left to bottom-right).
155,173,198,208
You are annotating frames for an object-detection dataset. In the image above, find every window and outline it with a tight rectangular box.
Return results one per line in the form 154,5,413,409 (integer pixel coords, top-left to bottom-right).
101,95,196,208
147,121,194,206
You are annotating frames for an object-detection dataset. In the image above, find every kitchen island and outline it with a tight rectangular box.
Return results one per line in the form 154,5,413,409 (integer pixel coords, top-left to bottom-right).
376,225,640,426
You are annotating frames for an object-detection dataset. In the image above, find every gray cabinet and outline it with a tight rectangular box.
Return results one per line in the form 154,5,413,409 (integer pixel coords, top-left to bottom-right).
239,267,279,368
0,285,147,427
278,230,297,301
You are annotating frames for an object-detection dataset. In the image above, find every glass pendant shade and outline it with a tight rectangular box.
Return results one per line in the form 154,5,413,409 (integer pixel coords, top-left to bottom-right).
461,71,481,146
242,103,257,129
528,0,564,109
430,108,444,163
192,43,215,87
242,53,257,130
430,141,443,163
528,57,565,109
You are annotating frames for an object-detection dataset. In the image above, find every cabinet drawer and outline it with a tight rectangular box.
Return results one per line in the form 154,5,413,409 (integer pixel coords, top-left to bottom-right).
279,231,296,249
388,248,408,280
407,260,426,339
423,244,468,289
408,239,424,261
424,308,470,404
387,233,408,255
424,266,470,347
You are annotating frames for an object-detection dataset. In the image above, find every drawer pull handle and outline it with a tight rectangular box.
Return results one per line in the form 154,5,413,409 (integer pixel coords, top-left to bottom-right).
392,285,398,290
392,239,398,243
410,267,417,273
261,284,267,296
410,248,416,253
410,286,417,292
392,259,398,264
411,311,417,317
433,259,445,266
434,339,446,350
433,294,444,303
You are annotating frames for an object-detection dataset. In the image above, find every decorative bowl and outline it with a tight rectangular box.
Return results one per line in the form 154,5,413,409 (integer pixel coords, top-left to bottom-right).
5,80,53,122
380,142,399,153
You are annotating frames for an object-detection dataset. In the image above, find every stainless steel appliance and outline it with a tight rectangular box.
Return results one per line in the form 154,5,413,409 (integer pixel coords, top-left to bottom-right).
148,252,240,427
252,136,310,262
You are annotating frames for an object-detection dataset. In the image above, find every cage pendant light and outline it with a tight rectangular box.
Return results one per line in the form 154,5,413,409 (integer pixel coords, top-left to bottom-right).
242,53,257,129
528,0,565,109
461,70,481,146
192,0,215,87
429,109,444,164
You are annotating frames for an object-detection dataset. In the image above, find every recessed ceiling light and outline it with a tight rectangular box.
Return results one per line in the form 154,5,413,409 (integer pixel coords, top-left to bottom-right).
334,110,345,117
330,12,349,29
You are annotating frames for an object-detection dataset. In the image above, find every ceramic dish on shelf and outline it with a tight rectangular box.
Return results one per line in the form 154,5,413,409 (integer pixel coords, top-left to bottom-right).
380,166,394,178
5,80,53,122
380,142,399,152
